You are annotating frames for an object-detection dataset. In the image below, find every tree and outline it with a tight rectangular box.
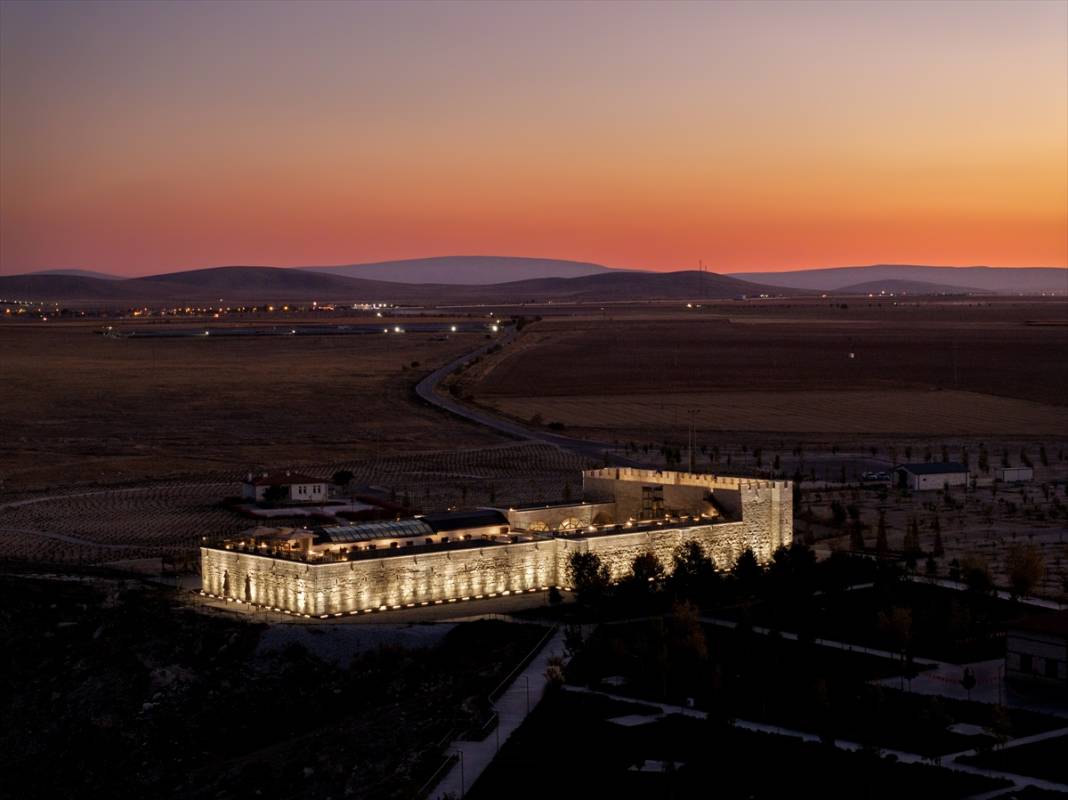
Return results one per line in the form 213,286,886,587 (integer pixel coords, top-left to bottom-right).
670,540,717,600
566,551,610,604
620,551,665,602
961,554,994,594
732,548,763,595
960,667,976,701
931,515,944,557
849,521,865,551
902,517,921,556
1006,543,1045,599
875,511,889,555
830,501,847,528
878,606,913,663
332,469,354,487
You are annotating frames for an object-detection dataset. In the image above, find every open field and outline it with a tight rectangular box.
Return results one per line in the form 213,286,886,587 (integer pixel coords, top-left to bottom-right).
0,444,594,565
466,299,1068,437
483,390,1068,437
0,317,506,493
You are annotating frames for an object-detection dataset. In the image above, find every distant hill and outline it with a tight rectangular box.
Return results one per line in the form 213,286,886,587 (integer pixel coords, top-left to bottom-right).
450,270,789,303
0,265,790,305
305,255,622,284
832,279,992,296
0,267,433,304
729,265,1067,294
21,268,122,280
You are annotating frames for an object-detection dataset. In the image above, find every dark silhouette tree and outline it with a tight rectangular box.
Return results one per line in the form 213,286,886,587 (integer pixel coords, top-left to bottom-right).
1006,543,1045,599
732,548,763,595
332,469,354,487
566,551,610,604
875,511,889,555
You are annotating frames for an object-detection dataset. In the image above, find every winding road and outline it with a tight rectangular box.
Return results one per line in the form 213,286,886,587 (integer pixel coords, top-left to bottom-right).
414,326,644,467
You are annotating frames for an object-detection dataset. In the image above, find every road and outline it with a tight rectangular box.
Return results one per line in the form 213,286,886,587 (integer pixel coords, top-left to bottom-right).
414,326,645,466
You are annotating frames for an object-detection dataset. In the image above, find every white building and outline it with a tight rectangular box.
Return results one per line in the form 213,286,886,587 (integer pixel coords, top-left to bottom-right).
1006,612,1067,691
996,466,1034,483
242,471,327,504
895,462,969,491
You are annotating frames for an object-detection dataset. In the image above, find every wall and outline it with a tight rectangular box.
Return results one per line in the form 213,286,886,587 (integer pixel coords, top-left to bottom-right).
202,469,793,615
505,502,616,531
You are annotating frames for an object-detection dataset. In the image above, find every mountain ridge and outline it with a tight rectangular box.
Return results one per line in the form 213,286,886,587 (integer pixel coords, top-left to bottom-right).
729,264,1066,293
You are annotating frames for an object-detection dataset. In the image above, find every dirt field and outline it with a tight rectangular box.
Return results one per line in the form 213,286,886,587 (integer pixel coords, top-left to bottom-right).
0,444,594,565
0,317,505,493
465,299,1067,438
484,390,1068,437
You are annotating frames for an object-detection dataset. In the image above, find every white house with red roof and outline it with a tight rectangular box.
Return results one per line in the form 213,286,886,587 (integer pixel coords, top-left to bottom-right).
242,470,327,504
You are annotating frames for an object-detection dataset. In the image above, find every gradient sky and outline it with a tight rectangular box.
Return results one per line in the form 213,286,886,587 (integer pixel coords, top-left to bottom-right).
1,0,1065,276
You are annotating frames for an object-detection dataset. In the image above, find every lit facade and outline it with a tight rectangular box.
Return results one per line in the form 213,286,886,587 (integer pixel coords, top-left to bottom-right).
202,468,792,617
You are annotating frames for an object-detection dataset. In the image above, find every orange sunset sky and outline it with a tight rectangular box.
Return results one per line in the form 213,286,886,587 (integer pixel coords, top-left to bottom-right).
1,0,1066,276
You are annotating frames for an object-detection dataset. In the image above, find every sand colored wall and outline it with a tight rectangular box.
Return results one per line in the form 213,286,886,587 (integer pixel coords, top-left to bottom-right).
202,470,793,615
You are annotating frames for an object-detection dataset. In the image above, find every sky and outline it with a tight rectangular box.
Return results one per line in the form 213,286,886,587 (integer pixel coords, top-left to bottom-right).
1,0,1066,277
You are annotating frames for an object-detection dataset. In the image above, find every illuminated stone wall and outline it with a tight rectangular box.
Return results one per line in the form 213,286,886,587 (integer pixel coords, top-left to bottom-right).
505,501,616,531
581,468,791,561
201,470,792,615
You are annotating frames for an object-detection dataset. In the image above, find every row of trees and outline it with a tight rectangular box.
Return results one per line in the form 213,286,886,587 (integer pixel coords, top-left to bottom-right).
564,538,859,616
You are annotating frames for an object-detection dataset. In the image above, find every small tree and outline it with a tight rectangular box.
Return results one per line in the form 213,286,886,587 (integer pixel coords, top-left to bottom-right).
732,548,763,595
627,551,665,589
960,667,976,701
1006,543,1045,599
567,551,610,604
875,511,889,555
332,469,354,487
961,554,994,594
931,515,944,557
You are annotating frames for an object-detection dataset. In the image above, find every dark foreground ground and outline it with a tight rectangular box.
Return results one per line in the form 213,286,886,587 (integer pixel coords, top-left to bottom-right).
0,571,544,800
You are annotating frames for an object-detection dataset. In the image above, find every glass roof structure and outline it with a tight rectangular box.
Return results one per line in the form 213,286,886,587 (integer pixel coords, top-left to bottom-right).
319,519,434,543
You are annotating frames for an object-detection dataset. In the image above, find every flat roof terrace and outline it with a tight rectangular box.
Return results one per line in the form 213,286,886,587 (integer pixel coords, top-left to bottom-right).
205,533,529,564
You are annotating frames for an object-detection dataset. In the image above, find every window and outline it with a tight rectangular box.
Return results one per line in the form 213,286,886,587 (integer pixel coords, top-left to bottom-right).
1020,654,1033,672
425,538,434,545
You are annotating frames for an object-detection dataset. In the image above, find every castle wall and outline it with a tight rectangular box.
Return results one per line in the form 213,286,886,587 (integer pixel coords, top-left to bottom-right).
506,502,616,530
202,469,793,615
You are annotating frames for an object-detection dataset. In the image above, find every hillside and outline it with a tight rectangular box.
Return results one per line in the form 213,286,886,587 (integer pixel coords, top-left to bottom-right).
0,267,434,304
1,266,793,306
450,270,789,302
23,268,122,280
833,279,992,296
305,255,622,284
730,265,1067,294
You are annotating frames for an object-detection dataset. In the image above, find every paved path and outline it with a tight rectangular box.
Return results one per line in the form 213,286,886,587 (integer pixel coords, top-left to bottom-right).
431,627,568,799
698,614,951,670
905,575,1067,610
414,327,644,467
564,685,1068,796
701,613,1068,717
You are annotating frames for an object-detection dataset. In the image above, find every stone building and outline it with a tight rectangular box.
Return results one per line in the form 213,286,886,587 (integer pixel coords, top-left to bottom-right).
202,468,792,617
